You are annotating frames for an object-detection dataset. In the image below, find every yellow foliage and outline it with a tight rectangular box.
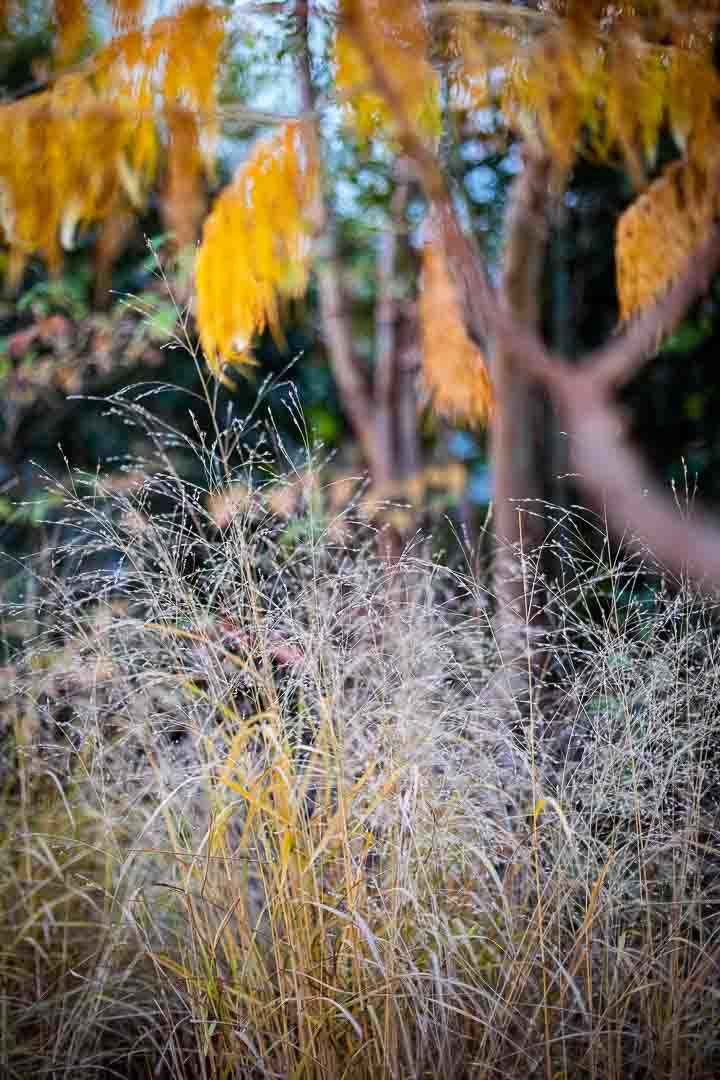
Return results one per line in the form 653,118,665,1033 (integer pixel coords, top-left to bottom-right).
420,238,493,426
454,10,720,184
616,158,720,321
0,3,226,281
0,75,135,278
164,106,206,255
195,121,320,384
335,0,440,145
54,0,87,65
158,3,225,120
111,0,145,30
94,3,225,172
504,26,605,181
447,17,518,117
667,48,720,162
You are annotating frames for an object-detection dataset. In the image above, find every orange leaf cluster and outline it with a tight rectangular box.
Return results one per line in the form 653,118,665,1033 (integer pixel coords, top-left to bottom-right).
335,0,440,144
454,8,720,185
164,106,206,256
94,2,225,158
420,239,493,426
195,121,320,384
112,0,145,30
0,3,225,282
616,159,720,322
54,0,88,65
0,75,138,287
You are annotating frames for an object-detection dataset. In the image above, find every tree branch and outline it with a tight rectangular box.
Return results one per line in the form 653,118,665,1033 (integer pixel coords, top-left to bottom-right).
561,388,720,587
343,2,720,590
374,169,411,488
586,224,720,392
296,2,380,476
491,149,551,671
341,1,501,359
436,170,720,590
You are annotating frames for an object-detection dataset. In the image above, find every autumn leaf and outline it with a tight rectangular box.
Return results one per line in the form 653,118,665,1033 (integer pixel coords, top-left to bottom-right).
54,0,88,66
420,237,493,426
335,0,440,145
195,121,320,384
616,158,720,322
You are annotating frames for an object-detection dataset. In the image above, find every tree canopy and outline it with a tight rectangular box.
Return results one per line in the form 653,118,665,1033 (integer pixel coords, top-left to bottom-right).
2,2,719,383
4,0,720,597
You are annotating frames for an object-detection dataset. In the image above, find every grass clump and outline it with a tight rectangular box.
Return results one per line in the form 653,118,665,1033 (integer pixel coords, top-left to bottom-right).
2,401,720,1078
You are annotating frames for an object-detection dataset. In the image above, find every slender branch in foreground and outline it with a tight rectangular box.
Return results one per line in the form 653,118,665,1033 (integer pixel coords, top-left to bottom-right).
441,169,720,588
525,233,720,590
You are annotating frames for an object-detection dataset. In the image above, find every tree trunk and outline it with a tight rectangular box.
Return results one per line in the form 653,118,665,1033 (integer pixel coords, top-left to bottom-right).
491,153,551,701
297,4,419,510
296,5,383,481
297,5,422,560
374,178,408,492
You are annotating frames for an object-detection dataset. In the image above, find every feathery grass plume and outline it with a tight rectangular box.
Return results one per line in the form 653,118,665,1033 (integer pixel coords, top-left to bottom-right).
4,389,720,1074
616,157,720,322
335,0,440,144
420,236,493,425
195,120,320,384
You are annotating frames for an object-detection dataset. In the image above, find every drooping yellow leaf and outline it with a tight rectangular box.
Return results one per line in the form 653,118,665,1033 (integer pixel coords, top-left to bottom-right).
667,46,720,162
447,16,519,117
336,0,440,145
93,33,160,188
420,237,493,426
505,26,604,180
195,121,320,384
111,0,145,30
54,0,88,66
94,4,226,178
163,106,206,255
453,10,720,186
615,157,719,322
602,39,667,186
0,3,226,284
0,75,133,274
159,3,225,122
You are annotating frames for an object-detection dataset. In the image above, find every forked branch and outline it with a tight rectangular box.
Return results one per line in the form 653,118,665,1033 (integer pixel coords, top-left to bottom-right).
344,4,720,590
502,226,720,589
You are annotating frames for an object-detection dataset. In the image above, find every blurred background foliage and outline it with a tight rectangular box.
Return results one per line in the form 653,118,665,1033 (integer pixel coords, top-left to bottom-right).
2,3,720,595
